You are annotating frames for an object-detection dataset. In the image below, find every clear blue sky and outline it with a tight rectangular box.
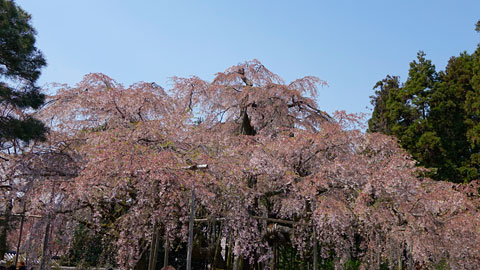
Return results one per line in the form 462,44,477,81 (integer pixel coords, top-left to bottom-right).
16,0,480,115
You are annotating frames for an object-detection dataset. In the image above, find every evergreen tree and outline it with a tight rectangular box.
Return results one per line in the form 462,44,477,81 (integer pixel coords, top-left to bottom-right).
368,75,403,134
464,22,480,179
0,0,47,260
0,0,47,143
368,22,480,183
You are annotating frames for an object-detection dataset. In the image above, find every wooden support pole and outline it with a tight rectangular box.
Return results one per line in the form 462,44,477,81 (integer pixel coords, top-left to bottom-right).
148,224,160,270
226,237,232,270
148,226,156,270
212,226,222,269
397,247,402,270
39,216,51,270
313,230,318,270
163,238,169,269
232,255,239,270
0,199,12,260
180,164,211,270
184,163,208,270
186,188,195,270
14,203,26,268
40,182,56,270
272,242,277,270
238,255,243,270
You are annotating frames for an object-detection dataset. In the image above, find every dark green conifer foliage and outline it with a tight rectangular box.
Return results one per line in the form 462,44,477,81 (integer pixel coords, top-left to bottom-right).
0,0,47,143
368,22,480,183
0,0,47,260
464,21,480,179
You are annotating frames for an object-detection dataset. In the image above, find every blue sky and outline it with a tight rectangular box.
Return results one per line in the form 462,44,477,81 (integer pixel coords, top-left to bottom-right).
16,0,480,115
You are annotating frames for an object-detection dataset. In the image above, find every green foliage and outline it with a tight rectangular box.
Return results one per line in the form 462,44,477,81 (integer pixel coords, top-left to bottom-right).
434,258,450,270
368,24,480,183
0,0,47,143
344,259,361,270
273,244,362,270
62,224,106,267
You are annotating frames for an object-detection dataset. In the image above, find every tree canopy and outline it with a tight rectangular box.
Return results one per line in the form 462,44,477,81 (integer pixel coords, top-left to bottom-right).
0,0,47,144
368,23,480,183
0,61,477,269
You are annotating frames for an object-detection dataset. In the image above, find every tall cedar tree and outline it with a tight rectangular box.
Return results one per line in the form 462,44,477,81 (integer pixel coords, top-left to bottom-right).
0,0,47,260
368,21,480,183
